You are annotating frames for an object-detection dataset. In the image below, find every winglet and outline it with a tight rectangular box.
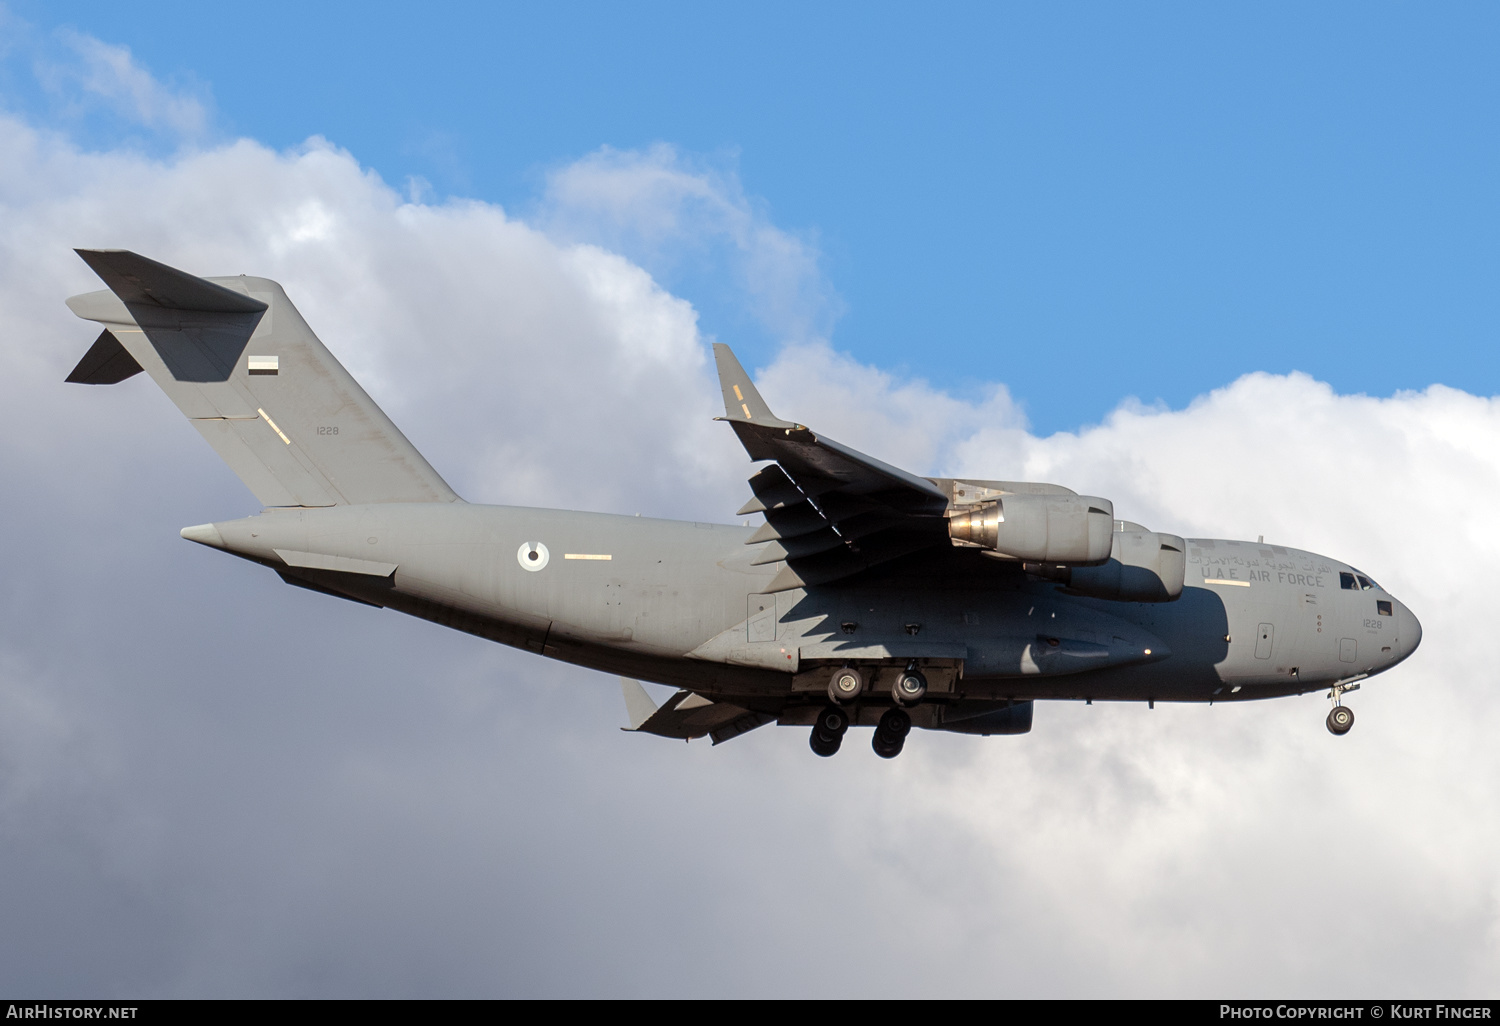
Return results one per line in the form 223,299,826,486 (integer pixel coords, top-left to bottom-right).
712,344,796,428
620,677,658,731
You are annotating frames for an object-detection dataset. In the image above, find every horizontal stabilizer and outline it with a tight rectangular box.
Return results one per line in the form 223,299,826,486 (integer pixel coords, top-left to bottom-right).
66,329,143,384
75,249,267,313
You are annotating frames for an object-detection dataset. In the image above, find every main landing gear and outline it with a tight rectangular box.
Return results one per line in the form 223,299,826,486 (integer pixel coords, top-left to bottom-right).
1326,677,1364,736
812,666,861,756
827,666,863,705
810,665,920,758
872,708,911,759
809,704,849,757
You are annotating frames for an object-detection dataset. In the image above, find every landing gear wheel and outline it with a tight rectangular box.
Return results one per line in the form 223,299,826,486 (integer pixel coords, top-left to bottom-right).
1325,677,1364,736
872,707,912,759
809,704,850,757
815,705,850,738
892,669,927,706
810,729,842,757
828,667,864,705
1327,705,1355,736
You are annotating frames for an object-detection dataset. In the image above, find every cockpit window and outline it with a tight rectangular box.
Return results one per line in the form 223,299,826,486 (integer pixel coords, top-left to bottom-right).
1356,575,1372,590
1340,572,1357,590
1346,569,1380,591
1376,600,1393,617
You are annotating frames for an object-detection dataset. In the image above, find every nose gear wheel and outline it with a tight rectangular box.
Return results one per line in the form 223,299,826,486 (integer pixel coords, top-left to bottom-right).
1326,705,1355,735
1325,675,1365,736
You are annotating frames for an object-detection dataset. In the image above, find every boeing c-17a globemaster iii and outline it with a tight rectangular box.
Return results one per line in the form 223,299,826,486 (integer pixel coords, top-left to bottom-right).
64,250,1422,757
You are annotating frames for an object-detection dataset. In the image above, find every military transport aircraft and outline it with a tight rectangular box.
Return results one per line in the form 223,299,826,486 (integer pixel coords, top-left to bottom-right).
64,250,1421,757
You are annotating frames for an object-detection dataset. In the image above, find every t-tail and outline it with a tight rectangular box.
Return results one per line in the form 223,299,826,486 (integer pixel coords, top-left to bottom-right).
65,249,461,507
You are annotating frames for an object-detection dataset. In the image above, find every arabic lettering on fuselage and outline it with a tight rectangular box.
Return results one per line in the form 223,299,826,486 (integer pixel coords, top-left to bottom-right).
1189,550,1333,587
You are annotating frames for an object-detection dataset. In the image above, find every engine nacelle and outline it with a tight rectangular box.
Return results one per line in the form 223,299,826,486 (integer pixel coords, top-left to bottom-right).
1053,527,1186,602
948,493,1114,564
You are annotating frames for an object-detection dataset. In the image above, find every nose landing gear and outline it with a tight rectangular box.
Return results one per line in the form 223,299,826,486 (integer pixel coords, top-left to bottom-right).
1325,676,1365,736
1326,705,1354,735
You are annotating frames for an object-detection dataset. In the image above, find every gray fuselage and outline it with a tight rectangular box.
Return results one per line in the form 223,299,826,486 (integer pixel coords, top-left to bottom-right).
186,503,1422,719
65,250,1420,745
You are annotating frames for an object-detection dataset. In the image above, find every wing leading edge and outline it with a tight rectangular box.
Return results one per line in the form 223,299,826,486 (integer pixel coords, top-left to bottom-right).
712,344,952,592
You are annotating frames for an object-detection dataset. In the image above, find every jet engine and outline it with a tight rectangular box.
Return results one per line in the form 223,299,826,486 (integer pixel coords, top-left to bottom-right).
948,493,1114,564
1035,525,1186,602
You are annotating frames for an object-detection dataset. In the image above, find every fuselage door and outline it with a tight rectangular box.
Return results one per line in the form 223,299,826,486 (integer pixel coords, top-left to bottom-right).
1255,623,1274,660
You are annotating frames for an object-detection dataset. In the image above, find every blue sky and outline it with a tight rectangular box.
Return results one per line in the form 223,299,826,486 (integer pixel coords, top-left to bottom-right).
9,2,1499,433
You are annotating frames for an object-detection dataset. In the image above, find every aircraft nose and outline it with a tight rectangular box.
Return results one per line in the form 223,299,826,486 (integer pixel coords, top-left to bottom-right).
1394,598,1422,665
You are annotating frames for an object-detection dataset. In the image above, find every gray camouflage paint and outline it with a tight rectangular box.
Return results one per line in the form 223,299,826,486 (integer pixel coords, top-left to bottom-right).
180,503,1421,710
67,250,1421,744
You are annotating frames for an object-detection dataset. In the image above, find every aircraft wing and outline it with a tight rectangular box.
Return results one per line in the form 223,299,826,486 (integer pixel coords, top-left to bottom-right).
620,678,774,745
713,344,952,591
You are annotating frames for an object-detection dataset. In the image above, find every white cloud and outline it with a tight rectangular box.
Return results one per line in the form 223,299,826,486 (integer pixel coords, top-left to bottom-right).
740,356,1500,995
754,341,1028,479
0,97,1493,997
540,144,838,345
37,30,209,138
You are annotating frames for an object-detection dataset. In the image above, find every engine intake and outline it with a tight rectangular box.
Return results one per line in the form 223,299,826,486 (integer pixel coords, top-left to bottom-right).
948,493,1114,564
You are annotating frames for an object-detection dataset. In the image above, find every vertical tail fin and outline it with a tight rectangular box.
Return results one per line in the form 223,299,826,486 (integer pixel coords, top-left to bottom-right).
66,249,460,507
